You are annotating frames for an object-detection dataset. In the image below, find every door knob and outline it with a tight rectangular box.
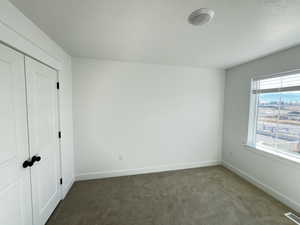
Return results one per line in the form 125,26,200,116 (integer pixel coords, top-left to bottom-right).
22,159,33,168
31,155,41,166
32,155,41,163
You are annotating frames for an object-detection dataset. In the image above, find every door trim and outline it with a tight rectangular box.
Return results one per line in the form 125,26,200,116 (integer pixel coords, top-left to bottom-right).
56,73,63,200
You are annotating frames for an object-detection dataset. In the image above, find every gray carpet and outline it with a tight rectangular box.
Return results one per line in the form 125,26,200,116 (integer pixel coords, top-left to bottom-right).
47,166,295,225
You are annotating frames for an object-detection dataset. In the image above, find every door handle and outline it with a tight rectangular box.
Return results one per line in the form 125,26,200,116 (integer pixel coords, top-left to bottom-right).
22,155,41,168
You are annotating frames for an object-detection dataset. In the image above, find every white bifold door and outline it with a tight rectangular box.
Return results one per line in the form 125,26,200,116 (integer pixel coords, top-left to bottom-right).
0,44,61,225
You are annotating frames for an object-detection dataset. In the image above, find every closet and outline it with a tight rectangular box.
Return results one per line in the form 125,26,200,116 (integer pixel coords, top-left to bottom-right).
0,43,61,225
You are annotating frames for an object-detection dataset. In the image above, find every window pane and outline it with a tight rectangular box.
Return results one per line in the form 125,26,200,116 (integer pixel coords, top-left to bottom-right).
256,93,280,149
255,91,300,157
276,91,300,156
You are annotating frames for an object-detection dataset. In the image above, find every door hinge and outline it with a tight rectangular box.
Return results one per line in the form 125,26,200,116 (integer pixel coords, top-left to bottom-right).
60,178,63,185
58,131,61,139
56,82,60,90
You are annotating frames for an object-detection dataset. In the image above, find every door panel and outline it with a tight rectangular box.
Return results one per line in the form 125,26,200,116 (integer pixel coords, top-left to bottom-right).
25,57,61,225
0,44,32,225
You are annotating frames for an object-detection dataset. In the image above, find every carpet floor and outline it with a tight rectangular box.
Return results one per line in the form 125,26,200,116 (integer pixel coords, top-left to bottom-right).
46,166,295,225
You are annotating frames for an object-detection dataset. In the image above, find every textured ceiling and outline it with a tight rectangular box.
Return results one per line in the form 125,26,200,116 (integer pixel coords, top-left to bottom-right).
10,0,300,68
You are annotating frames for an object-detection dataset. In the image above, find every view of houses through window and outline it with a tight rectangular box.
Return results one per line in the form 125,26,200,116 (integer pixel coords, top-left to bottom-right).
251,72,300,158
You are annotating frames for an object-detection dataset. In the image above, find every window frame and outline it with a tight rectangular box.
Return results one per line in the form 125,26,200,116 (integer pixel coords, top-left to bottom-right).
247,69,300,161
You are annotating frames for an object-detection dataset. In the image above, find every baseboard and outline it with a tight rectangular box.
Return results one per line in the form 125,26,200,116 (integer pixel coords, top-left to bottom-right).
76,160,220,181
222,160,300,213
62,176,75,199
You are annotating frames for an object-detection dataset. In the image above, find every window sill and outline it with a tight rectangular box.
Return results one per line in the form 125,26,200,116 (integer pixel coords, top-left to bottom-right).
244,144,300,166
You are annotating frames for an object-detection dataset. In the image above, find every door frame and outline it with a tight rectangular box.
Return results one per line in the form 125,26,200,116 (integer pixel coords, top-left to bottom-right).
55,71,63,200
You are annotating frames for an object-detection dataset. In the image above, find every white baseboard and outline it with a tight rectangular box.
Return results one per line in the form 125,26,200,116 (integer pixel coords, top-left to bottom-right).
75,160,220,181
62,176,75,199
222,160,300,213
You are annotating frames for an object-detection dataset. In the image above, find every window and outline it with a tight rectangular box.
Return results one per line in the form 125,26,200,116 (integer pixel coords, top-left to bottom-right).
248,70,300,159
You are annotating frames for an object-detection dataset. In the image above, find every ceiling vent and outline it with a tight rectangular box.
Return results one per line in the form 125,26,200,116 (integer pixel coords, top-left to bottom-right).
188,8,215,26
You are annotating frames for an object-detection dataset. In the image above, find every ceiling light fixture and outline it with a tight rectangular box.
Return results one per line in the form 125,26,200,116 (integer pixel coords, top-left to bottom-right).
188,8,215,26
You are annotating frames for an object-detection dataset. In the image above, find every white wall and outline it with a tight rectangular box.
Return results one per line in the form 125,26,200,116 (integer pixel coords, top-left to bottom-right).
223,45,300,212
0,1,74,197
73,58,225,180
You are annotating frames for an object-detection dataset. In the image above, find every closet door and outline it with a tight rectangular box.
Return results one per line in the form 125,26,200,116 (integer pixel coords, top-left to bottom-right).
25,57,61,225
0,45,32,225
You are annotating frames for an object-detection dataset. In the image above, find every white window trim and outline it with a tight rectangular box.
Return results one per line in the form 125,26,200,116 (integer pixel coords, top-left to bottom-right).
252,68,300,81
247,78,258,146
244,143,300,166
247,69,300,165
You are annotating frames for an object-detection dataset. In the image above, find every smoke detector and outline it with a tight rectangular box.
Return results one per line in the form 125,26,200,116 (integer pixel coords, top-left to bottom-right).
188,8,215,26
